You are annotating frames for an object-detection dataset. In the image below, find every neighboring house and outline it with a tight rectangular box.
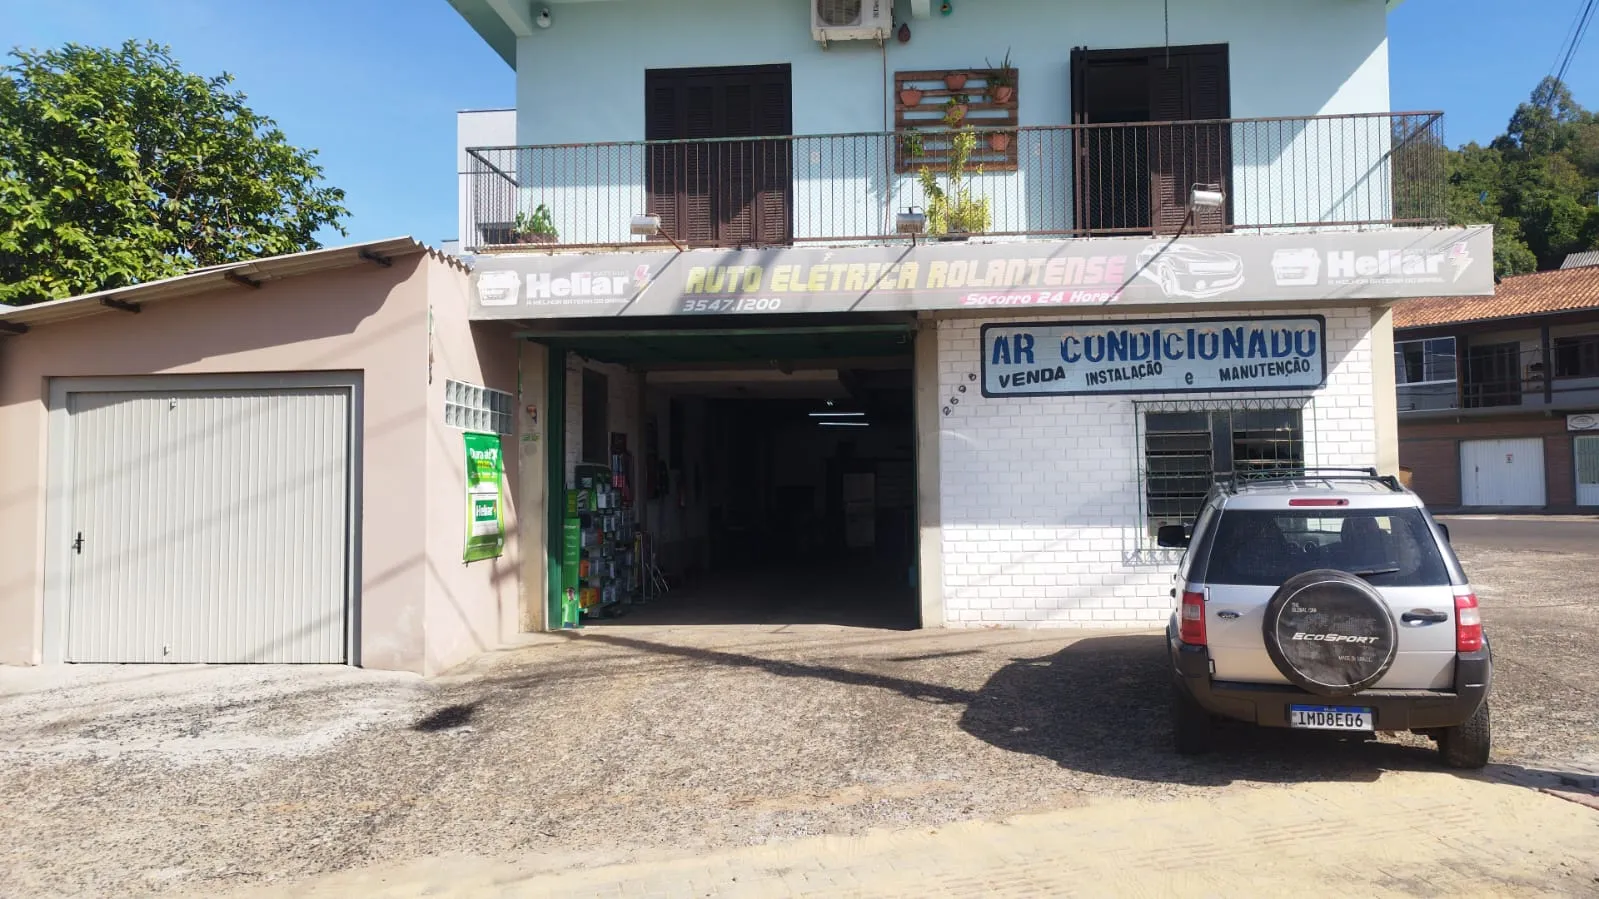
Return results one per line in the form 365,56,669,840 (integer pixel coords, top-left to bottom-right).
448,0,1494,633
1396,267,1599,511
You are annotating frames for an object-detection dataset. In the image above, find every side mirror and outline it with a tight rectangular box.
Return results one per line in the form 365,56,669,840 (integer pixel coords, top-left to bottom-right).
1157,524,1190,548
1438,523,1451,543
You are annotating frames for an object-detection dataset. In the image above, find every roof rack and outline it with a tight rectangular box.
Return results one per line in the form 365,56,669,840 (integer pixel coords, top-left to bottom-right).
1214,467,1404,494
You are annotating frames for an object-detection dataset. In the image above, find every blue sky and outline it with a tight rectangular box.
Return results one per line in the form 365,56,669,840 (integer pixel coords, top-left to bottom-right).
1,0,1595,249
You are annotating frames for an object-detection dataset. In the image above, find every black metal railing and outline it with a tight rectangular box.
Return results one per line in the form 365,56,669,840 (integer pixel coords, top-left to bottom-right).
1397,337,1599,412
462,111,1446,251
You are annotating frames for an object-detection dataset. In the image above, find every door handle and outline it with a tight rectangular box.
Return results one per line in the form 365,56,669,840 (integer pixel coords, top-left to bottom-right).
1401,610,1448,624
72,531,84,554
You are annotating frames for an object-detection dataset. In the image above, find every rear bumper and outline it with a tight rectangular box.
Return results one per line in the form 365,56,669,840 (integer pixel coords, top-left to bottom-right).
1170,637,1492,731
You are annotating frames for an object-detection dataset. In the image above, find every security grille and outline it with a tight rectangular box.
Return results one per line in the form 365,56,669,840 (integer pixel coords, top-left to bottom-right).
1136,398,1308,538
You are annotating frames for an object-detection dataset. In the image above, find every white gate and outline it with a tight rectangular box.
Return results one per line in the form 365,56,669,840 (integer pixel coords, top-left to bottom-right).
1459,437,1546,507
1577,436,1599,507
62,386,352,663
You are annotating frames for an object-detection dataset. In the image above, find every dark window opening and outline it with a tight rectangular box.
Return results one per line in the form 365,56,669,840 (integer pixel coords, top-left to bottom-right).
1554,334,1599,379
581,369,609,464
1464,342,1521,408
1071,44,1231,235
1145,408,1303,531
645,64,793,247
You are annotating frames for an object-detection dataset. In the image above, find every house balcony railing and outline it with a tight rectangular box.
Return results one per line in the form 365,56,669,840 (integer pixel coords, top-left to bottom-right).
462,111,1445,252
1398,340,1599,414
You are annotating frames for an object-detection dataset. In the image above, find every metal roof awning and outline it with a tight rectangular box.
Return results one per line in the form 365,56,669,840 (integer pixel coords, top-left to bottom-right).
0,237,452,334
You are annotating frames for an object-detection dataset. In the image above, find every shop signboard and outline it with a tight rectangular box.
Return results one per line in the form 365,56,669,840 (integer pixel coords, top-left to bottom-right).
1568,413,1599,432
463,432,506,562
469,227,1494,320
980,316,1327,397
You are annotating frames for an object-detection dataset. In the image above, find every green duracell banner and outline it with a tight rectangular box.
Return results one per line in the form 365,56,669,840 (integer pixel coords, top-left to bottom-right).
463,432,506,563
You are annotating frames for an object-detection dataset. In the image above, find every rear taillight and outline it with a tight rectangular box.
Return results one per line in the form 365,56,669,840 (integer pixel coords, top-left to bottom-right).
1455,590,1483,652
1288,498,1349,507
1179,590,1207,646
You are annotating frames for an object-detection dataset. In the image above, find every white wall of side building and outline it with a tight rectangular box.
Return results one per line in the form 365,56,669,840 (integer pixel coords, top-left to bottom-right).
934,306,1377,628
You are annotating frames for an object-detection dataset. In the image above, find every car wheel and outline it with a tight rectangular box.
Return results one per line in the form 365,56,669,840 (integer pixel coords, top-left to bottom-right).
1160,266,1179,297
1262,569,1398,697
1438,700,1491,769
1171,679,1213,755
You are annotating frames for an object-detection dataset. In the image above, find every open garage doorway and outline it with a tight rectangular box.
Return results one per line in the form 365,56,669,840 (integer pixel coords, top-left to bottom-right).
534,318,920,630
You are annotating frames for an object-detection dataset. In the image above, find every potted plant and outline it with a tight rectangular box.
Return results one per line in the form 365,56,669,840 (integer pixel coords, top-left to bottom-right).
986,48,1016,104
513,204,559,244
987,127,1013,152
943,71,969,91
898,81,924,107
899,127,925,160
943,94,969,125
918,129,991,240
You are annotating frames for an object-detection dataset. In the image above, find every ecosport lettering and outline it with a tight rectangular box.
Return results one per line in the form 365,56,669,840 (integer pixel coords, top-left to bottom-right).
1291,633,1381,644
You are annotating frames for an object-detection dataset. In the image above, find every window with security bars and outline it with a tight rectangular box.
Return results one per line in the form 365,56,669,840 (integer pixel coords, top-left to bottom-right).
445,379,513,435
1143,407,1304,533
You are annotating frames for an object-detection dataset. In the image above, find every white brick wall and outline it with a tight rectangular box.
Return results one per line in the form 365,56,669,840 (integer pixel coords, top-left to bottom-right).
936,306,1376,629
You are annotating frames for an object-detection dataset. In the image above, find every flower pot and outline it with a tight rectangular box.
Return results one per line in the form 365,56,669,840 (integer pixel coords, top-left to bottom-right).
516,233,558,245
898,88,924,107
943,73,968,90
937,231,971,242
992,84,1014,104
988,132,1011,152
944,105,967,124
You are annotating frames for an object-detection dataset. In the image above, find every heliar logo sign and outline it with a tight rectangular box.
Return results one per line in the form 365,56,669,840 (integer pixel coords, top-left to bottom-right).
463,432,505,562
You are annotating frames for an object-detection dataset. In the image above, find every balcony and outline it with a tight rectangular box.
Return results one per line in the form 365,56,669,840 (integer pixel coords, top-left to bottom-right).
1397,335,1599,414
461,112,1446,251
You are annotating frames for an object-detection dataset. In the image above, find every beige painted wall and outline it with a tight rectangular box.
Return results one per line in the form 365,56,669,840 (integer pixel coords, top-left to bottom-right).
0,251,509,674
517,340,549,633
421,262,524,673
1371,306,1399,476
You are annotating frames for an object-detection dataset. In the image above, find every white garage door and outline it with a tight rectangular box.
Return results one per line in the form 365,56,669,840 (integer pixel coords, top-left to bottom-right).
1459,438,1546,507
1578,436,1599,507
62,386,353,663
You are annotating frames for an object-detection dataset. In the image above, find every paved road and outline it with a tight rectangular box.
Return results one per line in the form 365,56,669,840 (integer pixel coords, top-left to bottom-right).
215,772,1599,898
1438,515,1599,554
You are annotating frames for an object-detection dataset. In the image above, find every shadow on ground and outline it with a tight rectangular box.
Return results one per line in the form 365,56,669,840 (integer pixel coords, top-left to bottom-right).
958,633,1445,786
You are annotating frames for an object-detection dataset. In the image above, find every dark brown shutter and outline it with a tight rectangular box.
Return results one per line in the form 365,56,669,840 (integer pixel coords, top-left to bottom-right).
1148,48,1231,234
644,65,792,248
755,73,793,245
645,79,681,242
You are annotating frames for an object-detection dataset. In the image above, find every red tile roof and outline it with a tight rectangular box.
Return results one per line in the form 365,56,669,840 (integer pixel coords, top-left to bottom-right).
1394,266,1599,330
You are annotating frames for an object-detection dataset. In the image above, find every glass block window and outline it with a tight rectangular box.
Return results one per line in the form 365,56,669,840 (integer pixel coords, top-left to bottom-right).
445,379,513,435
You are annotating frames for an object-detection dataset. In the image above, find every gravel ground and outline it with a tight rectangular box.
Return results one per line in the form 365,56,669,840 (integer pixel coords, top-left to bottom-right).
2,529,1596,899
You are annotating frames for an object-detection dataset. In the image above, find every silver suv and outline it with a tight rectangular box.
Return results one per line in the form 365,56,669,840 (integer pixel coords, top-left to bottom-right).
1160,469,1492,768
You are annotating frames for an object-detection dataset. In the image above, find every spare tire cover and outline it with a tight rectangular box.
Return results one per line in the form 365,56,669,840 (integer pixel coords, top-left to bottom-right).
1262,569,1397,697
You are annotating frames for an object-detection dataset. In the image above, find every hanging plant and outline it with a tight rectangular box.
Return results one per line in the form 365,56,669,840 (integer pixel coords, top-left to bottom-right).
919,129,991,240
899,127,926,159
898,83,924,107
987,128,1013,152
944,94,969,125
986,48,1016,104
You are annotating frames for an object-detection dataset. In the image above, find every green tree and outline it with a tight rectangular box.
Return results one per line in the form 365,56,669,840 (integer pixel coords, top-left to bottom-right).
0,40,347,305
1448,77,1599,277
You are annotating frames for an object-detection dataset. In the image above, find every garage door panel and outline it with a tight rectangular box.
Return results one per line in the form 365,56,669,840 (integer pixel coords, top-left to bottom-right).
1459,438,1545,507
65,387,350,663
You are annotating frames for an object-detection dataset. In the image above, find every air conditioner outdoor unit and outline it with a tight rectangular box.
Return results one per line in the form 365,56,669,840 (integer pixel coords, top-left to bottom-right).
812,0,890,45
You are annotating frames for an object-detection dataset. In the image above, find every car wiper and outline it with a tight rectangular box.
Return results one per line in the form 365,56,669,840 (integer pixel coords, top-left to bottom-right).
1350,567,1399,577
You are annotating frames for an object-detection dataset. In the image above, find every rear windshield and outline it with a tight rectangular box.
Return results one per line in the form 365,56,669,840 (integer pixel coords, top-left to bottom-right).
1203,508,1449,587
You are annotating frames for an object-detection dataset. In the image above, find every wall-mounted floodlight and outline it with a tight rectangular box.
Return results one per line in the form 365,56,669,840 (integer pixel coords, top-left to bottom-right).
1190,184,1226,209
896,208,927,245
630,213,684,251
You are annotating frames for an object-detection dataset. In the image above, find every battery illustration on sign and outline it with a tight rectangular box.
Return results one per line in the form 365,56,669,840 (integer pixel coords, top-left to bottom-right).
981,316,1327,397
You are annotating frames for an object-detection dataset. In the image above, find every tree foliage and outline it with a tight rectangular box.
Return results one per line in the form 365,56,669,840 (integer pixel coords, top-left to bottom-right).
1448,77,1599,278
0,40,347,305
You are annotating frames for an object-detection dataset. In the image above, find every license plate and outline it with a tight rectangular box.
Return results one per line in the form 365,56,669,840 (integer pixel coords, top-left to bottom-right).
1289,705,1373,731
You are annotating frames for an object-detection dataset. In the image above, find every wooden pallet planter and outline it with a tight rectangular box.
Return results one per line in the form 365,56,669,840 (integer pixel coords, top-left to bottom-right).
893,68,1019,173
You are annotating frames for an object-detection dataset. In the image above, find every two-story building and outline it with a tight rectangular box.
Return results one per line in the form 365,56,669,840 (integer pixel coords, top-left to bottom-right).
1396,265,1599,511
451,0,1493,631
0,0,1497,677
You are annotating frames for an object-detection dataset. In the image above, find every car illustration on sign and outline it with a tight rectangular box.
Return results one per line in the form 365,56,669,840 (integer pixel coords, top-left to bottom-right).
1271,248,1322,286
1134,243,1246,299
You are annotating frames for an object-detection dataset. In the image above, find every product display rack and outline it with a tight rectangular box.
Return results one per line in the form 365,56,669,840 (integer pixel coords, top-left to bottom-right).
566,451,639,619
